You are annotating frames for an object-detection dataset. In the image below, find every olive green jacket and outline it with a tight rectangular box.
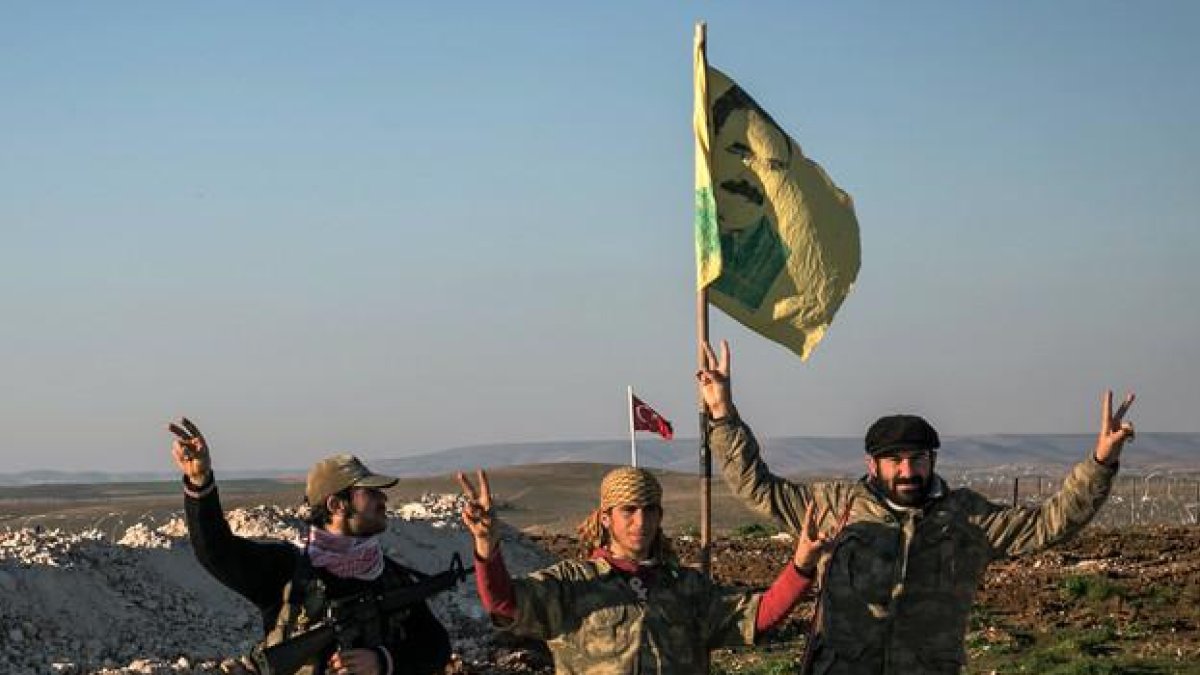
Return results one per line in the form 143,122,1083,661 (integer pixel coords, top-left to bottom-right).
710,418,1117,675
501,557,759,675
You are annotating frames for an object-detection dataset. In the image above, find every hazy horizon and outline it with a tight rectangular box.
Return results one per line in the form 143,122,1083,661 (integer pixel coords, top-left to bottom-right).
4,431,1198,480
3,3,1197,473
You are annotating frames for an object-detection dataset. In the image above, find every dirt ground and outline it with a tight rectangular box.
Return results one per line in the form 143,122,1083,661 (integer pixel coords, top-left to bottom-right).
967,526,1200,673
4,474,1196,673
482,526,1200,674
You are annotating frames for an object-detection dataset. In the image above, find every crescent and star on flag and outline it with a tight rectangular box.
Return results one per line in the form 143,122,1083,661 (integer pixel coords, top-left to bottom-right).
631,394,674,441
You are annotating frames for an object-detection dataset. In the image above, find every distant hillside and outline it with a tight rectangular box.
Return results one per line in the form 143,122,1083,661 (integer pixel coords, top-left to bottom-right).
2,433,1196,486
376,432,1200,478
0,468,290,487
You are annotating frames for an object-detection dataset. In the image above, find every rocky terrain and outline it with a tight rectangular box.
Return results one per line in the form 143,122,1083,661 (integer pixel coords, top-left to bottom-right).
2,491,1196,674
0,493,553,674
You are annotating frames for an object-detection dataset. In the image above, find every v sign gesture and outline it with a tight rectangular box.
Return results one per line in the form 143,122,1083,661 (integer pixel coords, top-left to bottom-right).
457,469,499,559
168,417,212,486
1094,391,1136,466
697,340,734,420
792,498,852,572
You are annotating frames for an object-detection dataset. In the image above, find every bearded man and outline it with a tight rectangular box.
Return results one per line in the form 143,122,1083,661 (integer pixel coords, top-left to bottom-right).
169,418,451,675
696,341,1136,675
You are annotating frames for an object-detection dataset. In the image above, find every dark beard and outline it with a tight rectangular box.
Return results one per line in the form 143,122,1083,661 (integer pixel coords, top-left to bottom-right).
880,477,929,507
343,501,387,536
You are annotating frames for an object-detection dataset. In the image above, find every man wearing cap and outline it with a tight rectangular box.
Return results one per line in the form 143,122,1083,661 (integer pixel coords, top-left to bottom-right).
169,418,451,675
696,341,1136,675
456,465,843,675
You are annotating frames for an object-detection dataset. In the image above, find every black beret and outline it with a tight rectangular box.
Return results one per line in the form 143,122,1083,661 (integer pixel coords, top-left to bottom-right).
865,414,940,456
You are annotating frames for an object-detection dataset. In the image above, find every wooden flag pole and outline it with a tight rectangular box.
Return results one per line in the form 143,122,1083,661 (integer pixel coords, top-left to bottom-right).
694,20,713,578
697,289,712,577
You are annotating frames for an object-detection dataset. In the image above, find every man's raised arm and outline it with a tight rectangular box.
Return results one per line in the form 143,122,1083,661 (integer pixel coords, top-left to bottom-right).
698,341,819,533
169,418,292,609
976,391,1135,558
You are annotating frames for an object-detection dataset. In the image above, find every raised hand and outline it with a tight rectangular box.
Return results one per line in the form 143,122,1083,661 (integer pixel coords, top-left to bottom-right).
697,339,733,419
1094,391,1136,466
792,497,852,572
168,417,212,486
457,469,498,558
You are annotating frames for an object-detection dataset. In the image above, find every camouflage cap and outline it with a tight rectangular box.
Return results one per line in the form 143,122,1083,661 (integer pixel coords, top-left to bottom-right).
305,454,398,506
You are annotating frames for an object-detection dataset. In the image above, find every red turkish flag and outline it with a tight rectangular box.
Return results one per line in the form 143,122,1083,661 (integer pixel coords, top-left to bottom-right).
632,395,674,440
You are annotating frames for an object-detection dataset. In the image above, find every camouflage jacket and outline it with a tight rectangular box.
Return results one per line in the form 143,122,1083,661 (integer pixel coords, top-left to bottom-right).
710,418,1117,675
501,557,760,675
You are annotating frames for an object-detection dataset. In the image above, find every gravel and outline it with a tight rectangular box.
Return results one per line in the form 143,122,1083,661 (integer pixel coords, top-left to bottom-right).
0,491,553,674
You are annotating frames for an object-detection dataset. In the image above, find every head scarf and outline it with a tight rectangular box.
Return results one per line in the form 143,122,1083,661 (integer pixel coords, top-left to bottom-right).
577,466,674,562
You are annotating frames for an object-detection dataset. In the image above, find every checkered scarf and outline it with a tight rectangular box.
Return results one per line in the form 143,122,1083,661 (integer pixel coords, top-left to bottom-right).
577,466,674,562
306,527,384,580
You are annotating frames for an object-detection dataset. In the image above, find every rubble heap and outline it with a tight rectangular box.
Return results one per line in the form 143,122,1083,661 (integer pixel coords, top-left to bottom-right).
0,492,553,674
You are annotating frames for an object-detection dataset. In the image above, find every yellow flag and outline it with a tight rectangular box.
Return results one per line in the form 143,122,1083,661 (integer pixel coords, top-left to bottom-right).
694,24,860,361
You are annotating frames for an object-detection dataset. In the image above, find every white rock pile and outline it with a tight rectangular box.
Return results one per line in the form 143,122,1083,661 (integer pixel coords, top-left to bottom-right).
0,492,554,674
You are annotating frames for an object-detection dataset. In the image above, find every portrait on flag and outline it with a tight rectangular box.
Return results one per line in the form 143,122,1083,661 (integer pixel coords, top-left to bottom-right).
695,28,861,361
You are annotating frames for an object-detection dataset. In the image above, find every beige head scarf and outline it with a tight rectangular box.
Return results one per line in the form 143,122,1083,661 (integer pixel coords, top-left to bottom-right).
577,466,674,562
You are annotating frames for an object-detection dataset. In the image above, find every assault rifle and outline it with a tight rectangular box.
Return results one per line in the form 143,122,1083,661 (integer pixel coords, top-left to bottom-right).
247,552,472,675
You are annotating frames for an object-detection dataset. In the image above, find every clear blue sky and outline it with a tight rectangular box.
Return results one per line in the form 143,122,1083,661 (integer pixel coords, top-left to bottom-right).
2,2,1197,472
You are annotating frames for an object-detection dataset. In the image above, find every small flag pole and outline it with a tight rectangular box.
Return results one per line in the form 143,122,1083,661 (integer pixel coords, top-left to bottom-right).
628,386,638,467
694,20,713,578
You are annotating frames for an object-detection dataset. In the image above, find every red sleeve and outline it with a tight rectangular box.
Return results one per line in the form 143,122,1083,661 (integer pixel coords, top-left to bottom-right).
474,545,517,620
754,564,814,634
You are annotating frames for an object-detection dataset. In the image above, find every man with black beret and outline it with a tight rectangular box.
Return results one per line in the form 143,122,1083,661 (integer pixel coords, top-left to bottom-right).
697,341,1135,675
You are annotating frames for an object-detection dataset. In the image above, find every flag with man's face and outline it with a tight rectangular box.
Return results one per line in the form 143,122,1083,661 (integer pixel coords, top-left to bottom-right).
694,26,860,361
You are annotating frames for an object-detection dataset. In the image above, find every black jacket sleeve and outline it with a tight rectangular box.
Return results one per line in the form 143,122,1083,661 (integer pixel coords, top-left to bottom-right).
183,474,296,616
389,598,452,675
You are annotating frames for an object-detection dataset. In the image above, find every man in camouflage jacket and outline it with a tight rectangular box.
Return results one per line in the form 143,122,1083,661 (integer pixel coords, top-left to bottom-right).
696,340,1137,674
457,466,840,675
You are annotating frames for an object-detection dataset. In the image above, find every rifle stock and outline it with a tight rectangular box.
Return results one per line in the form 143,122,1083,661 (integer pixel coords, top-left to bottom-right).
250,623,336,675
